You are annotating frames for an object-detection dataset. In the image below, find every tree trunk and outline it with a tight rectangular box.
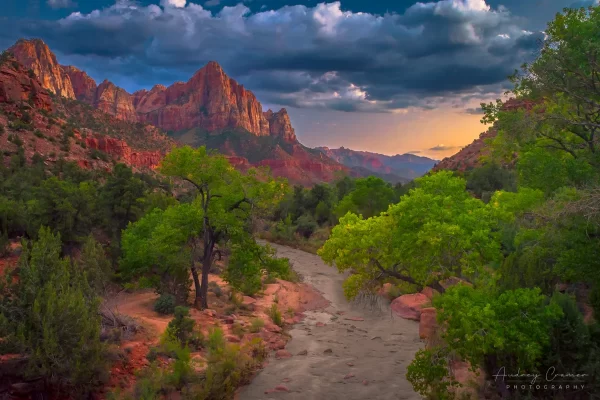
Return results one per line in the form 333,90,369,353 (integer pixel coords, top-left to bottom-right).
190,265,202,309
196,219,214,310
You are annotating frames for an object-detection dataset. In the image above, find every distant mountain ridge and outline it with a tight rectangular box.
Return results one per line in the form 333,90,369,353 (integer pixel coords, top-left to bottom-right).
6,38,346,185
316,146,438,181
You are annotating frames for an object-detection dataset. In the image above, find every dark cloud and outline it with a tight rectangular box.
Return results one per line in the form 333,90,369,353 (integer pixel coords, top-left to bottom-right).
465,107,485,114
429,144,461,151
0,0,552,112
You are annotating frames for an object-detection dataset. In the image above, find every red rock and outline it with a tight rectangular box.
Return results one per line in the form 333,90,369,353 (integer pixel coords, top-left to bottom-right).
316,322,326,327
0,61,52,112
242,296,257,305
419,307,437,340
9,39,75,99
63,65,97,104
421,287,440,300
378,283,393,297
275,350,292,359
264,108,297,142
390,293,431,321
265,323,282,333
94,80,137,122
362,380,369,386
450,360,485,399
85,135,162,169
344,373,355,379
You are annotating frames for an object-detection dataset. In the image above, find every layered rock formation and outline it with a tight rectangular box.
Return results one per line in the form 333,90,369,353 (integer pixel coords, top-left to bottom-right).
7,38,345,185
8,39,75,99
62,65,96,104
0,56,52,112
85,135,163,169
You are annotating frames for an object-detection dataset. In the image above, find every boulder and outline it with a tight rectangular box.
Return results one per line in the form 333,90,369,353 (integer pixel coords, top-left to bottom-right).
450,360,485,399
419,308,437,340
391,293,431,321
421,287,440,300
275,350,292,359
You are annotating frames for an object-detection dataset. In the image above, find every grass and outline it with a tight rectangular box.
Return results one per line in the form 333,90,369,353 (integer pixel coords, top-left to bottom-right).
267,304,283,327
249,318,264,333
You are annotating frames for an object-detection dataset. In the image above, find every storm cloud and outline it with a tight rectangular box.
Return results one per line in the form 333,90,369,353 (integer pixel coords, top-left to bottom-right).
1,0,550,112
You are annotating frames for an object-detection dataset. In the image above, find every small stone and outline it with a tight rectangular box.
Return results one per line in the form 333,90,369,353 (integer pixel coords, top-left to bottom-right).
275,385,290,392
362,380,369,386
323,348,333,354
224,316,235,324
282,378,292,383
316,322,326,327
344,373,355,379
346,362,354,367
203,309,217,317
275,350,292,359
297,349,308,356
370,336,381,340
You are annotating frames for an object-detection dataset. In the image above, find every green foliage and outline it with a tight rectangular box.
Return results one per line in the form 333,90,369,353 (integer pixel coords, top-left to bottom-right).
406,347,458,400
154,294,176,315
465,162,516,201
249,318,264,333
334,176,396,219
267,303,283,327
319,171,501,297
75,235,112,296
435,285,562,371
0,227,106,395
224,240,291,295
163,306,203,349
295,213,317,238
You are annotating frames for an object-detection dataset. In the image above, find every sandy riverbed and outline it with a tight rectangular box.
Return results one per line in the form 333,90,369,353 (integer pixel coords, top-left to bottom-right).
238,242,422,400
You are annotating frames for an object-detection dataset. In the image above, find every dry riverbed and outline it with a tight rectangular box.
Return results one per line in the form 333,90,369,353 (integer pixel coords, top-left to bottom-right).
238,242,422,400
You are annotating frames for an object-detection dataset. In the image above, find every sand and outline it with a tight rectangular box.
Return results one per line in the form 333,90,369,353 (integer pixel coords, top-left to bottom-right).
238,242,423,400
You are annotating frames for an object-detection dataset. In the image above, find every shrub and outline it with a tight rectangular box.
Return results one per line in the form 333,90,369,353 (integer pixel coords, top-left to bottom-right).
249,318,264,333
267,304,283,327
406,347,458,400
154,294,176,315
295,214,317,238
33,129,44,138
163,306,203,349
0,228,107,395
232,322,245,338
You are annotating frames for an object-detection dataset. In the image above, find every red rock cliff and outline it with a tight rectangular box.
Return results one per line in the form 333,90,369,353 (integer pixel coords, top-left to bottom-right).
8,39,75,99
94,80,137,122
264,108,297,142
85,135,162,169
63,65,97,104
0,57,52,112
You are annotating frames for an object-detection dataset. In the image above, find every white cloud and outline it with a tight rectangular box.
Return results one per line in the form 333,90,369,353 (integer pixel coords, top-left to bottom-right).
160,0,186,8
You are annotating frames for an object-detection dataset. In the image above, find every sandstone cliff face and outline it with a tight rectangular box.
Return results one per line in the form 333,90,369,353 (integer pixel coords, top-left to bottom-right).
8,39,75,99
6,38,350,185
62,65,97,104
85,135,162,169
0,59,52,112
264,109,297,142
136,62,272,135
94,80,137,122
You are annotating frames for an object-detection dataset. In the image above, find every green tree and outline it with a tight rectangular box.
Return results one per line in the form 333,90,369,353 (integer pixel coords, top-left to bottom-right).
0,227,106,395
125,146,284,309
319,171,501,297
334,176,396,219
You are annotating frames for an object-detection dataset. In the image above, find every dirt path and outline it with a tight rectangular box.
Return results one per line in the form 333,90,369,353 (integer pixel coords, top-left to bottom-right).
239,242,422,400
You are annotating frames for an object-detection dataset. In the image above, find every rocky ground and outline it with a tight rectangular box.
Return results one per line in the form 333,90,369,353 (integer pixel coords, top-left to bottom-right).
238,242,422,400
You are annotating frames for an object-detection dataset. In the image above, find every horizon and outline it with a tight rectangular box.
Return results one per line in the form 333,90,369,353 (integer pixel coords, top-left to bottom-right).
1,0,596,158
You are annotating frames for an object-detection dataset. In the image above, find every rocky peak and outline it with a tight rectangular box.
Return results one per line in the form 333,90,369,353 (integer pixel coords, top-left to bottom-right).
8,38,75,99
94,80,136,122
0,54,52,111
62,65,97,104
265,108,297,142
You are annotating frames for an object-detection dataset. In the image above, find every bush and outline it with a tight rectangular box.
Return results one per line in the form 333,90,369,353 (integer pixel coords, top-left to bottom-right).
295,214,317,238
163,306,203,349
267,304,283,327
249,318,264,333
0,228,107,395
154,294,176,315
406,347,458,400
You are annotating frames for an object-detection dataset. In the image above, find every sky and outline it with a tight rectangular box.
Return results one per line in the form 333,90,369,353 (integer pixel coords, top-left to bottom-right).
1,0,598,158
